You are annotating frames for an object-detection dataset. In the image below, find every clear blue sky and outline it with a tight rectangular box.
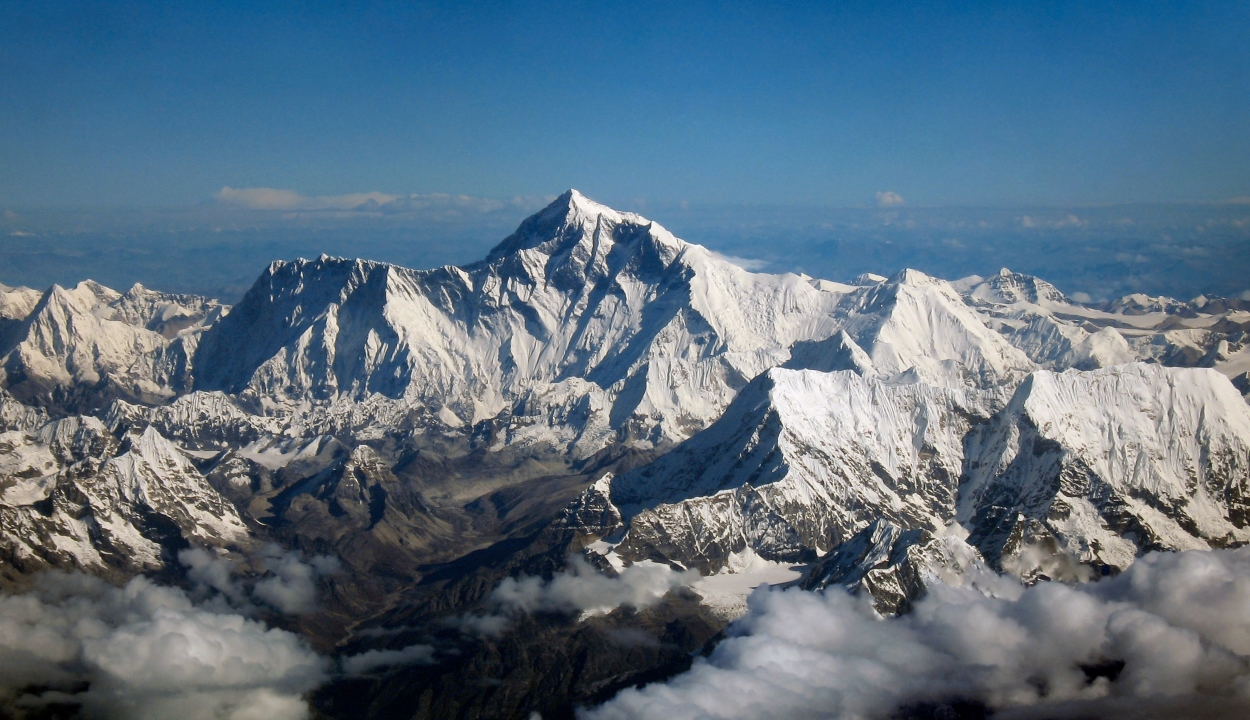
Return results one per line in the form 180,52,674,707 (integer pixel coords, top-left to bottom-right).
2,0,1247,208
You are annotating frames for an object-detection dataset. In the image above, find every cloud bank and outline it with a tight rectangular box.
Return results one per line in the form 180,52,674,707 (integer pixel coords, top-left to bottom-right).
0,573,328,720
585,548,1250,720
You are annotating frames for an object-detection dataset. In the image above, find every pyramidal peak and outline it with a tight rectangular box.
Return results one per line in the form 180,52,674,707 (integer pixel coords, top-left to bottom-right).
484,189,686,265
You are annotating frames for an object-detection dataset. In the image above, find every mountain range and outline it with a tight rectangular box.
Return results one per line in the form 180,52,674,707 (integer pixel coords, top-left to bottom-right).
1,190,1249,718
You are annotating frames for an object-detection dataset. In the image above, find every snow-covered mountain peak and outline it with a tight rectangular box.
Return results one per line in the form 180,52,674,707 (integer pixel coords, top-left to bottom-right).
191,192,850,446
0,283,41,322
960,362,1250,574
478,190,689,299
66,279,122,312
963,268,1069,306
852,272,888,286
832,268,1037,388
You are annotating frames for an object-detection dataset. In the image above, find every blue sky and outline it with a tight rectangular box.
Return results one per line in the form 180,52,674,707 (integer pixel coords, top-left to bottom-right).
3,0,1248,208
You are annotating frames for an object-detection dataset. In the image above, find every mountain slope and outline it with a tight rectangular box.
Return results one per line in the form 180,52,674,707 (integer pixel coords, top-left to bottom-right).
785,269,1037,390
591,367,990,572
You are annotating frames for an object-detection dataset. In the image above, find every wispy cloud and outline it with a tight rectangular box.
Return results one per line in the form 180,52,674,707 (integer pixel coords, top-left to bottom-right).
340,644,436,676
1020,214,1087,229
214,186,554,216
710,251,770,272
215,186,397,211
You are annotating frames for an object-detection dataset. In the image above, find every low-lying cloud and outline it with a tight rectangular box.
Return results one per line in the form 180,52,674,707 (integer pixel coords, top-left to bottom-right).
453,556,699,636
179,544,340,615
0,573,328,720
340,644,436,676
215,187,398,211
585,548,1250,720
494,557,699,616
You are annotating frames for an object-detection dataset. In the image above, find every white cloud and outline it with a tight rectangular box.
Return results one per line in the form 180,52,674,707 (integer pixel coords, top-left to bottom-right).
450,556,699,637
1070,291,1093,303
492,556,698,617
875,191,905,208
251,545,341,615
0,572,327,720
178,545,339,615
1018,214,1088,230
1238,290,1250,301
585,548,1250,720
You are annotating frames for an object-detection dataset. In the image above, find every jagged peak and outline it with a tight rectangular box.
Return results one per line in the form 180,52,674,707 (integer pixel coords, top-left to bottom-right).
963,267,1069,306
73,279,121,304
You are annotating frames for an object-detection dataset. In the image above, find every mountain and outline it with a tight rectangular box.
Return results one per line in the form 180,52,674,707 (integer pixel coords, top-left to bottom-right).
0,416,247,582
0,281,226,412
799,519,986,614
192,190,846,453
0,283,41,350
782,268,1037,388
960,363,1250,577
589,368,990,573
960,268,1250,395
574,361,1250,604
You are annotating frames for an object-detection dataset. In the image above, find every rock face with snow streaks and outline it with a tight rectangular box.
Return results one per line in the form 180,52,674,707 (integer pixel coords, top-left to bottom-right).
960,364,1250,576
602,368,990,572
800,519,986,615
578,362,1250,605
0,416,247,579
